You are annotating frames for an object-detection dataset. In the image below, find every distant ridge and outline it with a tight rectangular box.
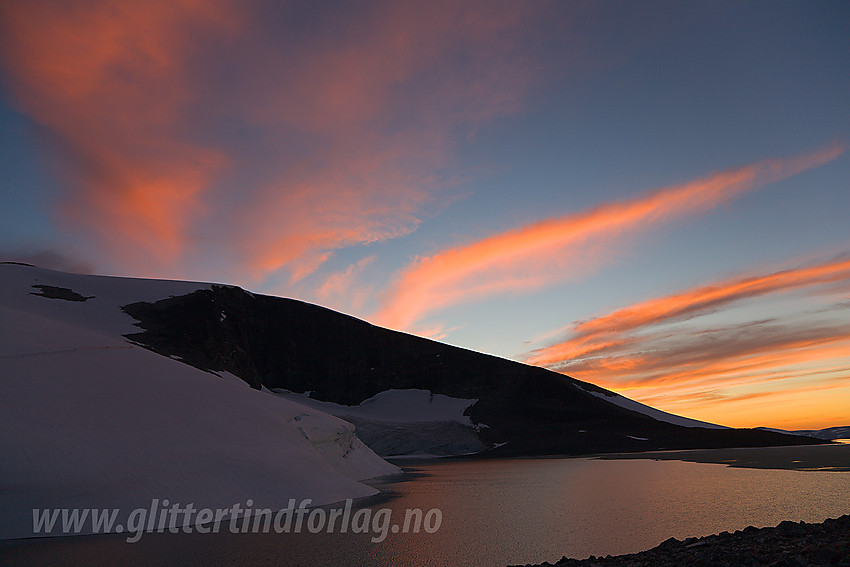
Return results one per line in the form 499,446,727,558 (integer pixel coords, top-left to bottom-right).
758,426,850,441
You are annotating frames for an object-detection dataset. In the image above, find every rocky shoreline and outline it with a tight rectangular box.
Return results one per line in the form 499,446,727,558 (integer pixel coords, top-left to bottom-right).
513,515,850,567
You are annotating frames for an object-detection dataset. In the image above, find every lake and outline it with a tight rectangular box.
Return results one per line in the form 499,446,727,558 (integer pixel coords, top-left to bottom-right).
3,445,849,566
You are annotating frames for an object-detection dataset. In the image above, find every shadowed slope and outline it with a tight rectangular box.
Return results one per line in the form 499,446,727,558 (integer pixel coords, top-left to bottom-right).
122,285,822,456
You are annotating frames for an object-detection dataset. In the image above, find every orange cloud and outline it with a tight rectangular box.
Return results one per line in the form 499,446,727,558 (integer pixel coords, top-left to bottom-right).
239,141,435,283
564,324,850,388
523,256,850,429
374,145,843,331
227,1,543,283
527,255,850,367
579,329,850,429
0,0,238,269
0,1,545,281
314,255,377,314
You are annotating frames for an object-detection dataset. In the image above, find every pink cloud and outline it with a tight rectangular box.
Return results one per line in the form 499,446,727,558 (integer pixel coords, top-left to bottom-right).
0,0,239,271
526,255,850,367
0,1,546,281
521,256,850,428
374,145,843,331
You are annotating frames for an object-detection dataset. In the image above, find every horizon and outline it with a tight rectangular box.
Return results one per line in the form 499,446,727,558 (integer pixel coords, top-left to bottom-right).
1,1,848,430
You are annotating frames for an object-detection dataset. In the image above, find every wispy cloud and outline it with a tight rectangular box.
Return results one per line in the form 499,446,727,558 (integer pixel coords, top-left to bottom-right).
0,0,238,270
0,0,544,281
547,320,850,387
314,255,377,313
374,145,843,331
522,256,850,427
526,255,850,367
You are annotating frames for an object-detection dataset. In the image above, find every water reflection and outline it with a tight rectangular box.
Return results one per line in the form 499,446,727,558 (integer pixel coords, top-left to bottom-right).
3,451,849,567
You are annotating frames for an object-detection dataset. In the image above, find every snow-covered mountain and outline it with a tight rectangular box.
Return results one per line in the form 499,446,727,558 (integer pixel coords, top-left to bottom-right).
21,263,810,456
0,263,398,540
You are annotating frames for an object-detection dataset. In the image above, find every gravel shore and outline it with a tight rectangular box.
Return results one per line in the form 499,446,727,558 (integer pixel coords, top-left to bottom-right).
512,514,850,567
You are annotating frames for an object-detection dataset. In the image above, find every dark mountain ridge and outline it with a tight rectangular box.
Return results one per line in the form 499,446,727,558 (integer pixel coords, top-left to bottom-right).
122,284,823,456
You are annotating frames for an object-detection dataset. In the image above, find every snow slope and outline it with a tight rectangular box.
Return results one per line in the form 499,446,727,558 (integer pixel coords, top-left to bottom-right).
0,264,398,540
272,388,477,425
0,262,210,336
272,388,486,457
574,383,728,429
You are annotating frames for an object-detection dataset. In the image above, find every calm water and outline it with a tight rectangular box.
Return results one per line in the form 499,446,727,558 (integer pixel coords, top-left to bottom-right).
3,449,850,566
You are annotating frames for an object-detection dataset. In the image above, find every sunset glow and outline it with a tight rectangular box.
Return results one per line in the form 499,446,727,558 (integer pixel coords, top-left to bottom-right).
525,257,850,428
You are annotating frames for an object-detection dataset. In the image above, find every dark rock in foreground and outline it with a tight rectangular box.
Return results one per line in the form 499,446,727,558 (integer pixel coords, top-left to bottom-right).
513,515,850,567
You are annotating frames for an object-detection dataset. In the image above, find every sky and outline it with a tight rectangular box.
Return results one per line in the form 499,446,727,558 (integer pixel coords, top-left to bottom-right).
1,0,848,430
